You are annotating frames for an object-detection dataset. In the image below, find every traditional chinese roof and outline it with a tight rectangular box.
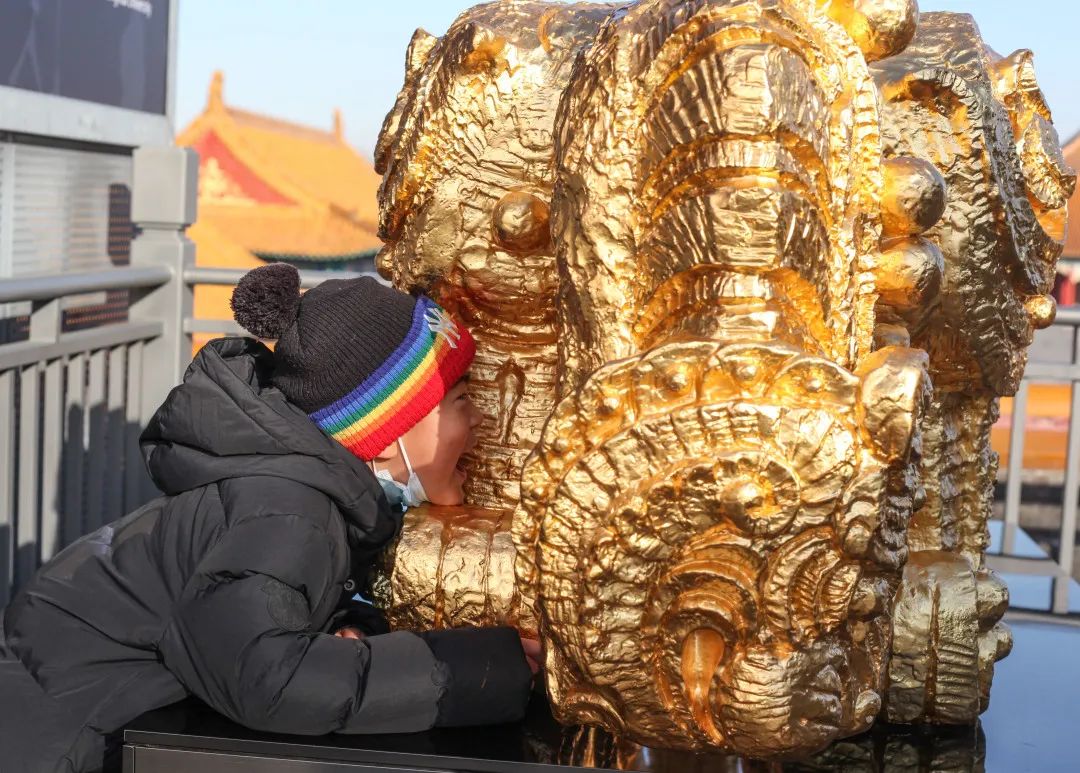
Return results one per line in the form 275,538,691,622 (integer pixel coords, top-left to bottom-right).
1064,130,1080,260
177,71,382,263
186,218,264,351
1057,131,1080,289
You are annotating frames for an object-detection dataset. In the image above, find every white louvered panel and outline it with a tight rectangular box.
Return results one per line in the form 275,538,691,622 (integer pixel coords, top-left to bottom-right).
0,141,22,321
0,143,6,270
10,144,133,312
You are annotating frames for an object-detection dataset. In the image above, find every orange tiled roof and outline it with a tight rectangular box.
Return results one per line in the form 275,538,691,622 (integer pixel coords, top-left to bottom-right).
1064,131,1080,259
200,202,382,257
186,218,264,352
177,71,382,259
225,107,382,230
188,218,263,272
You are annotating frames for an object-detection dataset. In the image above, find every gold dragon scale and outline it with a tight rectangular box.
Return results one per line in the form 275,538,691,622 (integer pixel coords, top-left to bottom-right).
369,0,1075,758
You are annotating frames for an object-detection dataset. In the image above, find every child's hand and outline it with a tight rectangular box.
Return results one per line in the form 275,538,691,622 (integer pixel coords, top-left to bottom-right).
334,626,364,640
520,637,542,676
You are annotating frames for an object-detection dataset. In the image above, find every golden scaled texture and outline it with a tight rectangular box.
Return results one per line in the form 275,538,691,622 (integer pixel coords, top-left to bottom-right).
886,552,1011,725
871,11,1075,725
548,0,886,385
370,506,524,630
518,340,929,755
871,11,1074,396
373,0,611,635
371,0,1074,758
521,0,924,755
374,2,612,516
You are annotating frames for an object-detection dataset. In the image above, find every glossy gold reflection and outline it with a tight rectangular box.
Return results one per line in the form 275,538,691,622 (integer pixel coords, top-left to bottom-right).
371,0,1074,757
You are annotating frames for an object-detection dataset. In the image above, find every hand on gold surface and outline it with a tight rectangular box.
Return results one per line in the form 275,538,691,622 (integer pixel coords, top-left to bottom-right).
520,637,542,677
334,626,364,640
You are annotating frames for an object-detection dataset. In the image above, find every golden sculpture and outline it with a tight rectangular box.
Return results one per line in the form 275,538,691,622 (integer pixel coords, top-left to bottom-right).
869,11,1072,725
540,720,986,771
371,0,1074,758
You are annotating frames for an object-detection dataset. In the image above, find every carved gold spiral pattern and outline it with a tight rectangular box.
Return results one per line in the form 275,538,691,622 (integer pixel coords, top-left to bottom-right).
515,340,928,755
370,0,1073,757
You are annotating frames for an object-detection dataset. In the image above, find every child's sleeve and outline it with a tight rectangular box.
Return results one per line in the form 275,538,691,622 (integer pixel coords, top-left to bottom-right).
158,512,532,735
418,626,535,728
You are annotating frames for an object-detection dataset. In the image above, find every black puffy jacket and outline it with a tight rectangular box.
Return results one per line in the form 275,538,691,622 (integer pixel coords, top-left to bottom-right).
0,338,532,772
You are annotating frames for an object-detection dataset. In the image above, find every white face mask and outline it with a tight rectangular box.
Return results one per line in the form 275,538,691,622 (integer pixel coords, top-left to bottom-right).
373,438,428,509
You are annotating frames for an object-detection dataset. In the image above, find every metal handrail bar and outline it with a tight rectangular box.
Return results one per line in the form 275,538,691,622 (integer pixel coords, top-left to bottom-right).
1004,609,1080,628
183,266,378,289
1054,306,1080,325
0,321,164,371
181,267,383,338
987,554,1066,577
1023,362,1080,380
184,319,246,336
998,305,1080,614
0,266,173,304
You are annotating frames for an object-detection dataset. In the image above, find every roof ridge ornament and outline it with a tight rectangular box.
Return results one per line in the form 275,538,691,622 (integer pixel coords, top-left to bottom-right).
333,108,345,143
208,70,225,112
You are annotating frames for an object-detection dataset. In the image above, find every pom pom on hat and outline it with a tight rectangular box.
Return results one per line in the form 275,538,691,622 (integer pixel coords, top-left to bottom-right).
231,263,302,340
225,264,476,463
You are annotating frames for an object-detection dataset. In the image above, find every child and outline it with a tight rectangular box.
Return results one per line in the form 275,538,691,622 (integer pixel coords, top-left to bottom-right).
0,264,538,773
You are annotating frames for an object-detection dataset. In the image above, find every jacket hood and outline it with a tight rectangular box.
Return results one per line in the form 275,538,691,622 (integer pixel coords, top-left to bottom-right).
141,337,395,546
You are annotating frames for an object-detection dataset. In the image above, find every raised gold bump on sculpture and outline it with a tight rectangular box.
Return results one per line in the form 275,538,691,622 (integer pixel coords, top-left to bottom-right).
880,156,947,238
817,0,918,62
370,0,1075,757
872,11,1073,724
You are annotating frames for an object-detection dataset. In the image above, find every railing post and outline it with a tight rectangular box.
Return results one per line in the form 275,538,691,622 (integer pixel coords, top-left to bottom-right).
1053,330,1080,613
1003,380,1030,554
129,146,198,425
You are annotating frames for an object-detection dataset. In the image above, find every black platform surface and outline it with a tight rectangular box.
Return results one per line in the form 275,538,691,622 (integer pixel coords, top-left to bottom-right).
123,619,1080,773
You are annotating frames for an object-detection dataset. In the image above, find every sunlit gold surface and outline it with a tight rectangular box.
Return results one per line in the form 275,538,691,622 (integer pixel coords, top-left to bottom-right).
375,1,611,514
518,341,927,755
886,552,1012,724
871,11,1073,725
880,156,946,238
819,0,918,62
372,0,1074,757
370,506,530,630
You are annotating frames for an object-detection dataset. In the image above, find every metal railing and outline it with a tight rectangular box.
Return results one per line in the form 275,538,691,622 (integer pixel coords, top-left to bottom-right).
0,145,1078,619
989,307,1080,618
0,266,171,605
0,145,199,607
0,148,376,605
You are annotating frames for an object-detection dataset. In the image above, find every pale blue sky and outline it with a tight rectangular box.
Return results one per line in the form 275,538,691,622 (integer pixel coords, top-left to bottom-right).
176,1,1080,159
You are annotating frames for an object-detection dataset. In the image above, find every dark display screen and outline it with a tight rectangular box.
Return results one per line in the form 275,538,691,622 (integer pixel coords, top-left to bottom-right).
0,0,169,115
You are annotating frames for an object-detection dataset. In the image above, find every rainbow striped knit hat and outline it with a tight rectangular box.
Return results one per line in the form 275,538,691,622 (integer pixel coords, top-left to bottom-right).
231,264,475,461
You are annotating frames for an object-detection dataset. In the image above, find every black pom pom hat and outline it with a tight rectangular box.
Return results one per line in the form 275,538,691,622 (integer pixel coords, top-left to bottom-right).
231,264,475,460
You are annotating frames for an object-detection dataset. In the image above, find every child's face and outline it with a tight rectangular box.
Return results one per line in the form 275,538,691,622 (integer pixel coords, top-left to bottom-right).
379,377,484,506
